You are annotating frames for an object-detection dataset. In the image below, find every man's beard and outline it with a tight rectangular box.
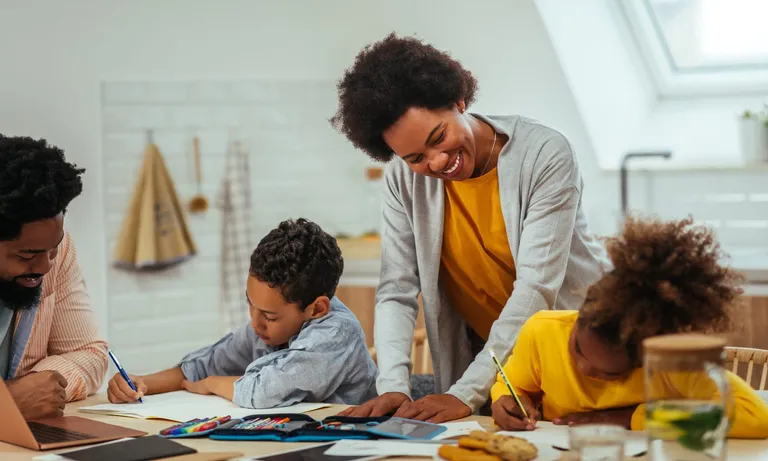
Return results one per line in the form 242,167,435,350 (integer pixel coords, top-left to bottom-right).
0,275,44,311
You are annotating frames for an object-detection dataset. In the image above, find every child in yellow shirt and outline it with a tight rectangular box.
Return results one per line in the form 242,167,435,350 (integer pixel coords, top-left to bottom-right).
491,216,768,439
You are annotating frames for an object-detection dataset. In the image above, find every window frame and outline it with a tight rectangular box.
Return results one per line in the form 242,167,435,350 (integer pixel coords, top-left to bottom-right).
618,0,768,99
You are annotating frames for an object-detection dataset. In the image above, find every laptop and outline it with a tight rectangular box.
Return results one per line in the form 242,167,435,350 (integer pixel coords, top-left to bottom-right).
0,376,146,451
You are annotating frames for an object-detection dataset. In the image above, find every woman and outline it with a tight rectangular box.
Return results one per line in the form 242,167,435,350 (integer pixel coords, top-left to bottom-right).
331,33,611,423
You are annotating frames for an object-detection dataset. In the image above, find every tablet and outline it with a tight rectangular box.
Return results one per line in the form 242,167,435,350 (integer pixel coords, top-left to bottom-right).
249,443,380,461
365,417,447,440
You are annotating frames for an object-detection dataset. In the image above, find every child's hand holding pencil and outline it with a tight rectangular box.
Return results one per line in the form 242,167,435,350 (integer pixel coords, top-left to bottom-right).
491,394,541,431
489,350,541,431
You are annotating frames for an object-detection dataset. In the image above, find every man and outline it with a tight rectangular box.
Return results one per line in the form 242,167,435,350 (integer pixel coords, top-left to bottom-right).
0,134,108,421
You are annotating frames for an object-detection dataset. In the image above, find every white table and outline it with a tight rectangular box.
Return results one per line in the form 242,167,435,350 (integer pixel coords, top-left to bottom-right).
2,395,767,460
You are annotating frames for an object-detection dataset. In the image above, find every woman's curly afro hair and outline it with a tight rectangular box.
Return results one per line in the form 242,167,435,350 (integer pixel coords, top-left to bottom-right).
579,215,743,365
330,32,478,162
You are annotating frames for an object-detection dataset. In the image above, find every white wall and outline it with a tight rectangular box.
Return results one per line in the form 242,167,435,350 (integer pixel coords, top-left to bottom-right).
102,79,382,372
0,0,613,354
4,0,767,375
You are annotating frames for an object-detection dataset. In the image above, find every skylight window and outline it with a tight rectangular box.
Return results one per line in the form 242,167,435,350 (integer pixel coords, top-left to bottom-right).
621,0,768,97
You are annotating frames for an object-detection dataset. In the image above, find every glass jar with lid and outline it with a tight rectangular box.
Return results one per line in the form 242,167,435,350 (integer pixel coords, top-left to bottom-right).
643,333,734,461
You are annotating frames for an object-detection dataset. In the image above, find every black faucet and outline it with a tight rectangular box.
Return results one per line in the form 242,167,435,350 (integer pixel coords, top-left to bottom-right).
620,151,672,217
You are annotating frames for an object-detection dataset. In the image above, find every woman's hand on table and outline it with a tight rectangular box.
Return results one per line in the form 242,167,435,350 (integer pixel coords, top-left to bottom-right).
394,394,472,423
338,392,411,417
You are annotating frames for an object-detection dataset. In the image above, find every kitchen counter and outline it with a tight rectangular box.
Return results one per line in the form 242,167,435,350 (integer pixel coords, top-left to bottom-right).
728,248,768,295
337,238,381,286
337,239,768,294
337,239,768,350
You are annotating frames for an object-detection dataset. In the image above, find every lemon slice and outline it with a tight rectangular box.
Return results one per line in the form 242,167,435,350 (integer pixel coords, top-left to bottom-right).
651,406,694,423
646,419,685,440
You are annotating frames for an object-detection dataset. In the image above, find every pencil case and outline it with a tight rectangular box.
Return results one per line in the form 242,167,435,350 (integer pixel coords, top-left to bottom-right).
210,414,448,442
158,416,242,438
209,413,393,442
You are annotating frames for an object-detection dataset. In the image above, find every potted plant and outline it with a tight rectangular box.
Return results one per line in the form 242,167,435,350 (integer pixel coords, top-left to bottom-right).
738,105,768,165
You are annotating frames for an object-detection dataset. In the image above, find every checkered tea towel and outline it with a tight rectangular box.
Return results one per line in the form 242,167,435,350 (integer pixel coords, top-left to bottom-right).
216,139,254,333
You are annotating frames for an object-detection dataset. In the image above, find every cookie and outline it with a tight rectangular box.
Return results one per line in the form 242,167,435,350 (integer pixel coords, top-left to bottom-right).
468,430,496,442
485,436,538,461
459,437,491,450
438,445,503,461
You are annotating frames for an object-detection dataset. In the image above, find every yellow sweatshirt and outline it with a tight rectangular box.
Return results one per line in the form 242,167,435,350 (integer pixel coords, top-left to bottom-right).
490,311,768,439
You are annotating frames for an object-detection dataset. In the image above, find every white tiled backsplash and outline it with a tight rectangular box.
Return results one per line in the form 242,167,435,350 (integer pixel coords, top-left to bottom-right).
625,168,768,249
619,167,768,286
102,80,376,374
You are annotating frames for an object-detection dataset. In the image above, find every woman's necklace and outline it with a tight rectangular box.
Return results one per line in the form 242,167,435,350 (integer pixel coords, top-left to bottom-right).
479,129,498,176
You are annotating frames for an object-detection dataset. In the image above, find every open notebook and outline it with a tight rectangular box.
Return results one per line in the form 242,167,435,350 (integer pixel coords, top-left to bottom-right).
79,391,329,422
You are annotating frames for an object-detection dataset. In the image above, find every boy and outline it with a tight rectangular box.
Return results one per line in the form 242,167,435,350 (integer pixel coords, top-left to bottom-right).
491,216,768,439
107,218,378,408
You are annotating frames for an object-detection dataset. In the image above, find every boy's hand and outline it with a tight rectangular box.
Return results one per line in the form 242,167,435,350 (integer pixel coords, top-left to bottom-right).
107,372,147,403
394,394,471,423
338,392,410,417
553,406,636,429
492,394,541,431
182,378,213,395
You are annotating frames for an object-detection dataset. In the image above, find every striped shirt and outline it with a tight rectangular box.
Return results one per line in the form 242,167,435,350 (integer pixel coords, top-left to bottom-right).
6,232,108,401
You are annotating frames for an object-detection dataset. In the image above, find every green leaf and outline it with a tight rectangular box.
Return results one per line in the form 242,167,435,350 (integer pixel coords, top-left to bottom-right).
669,407,723,432
677,431,707,451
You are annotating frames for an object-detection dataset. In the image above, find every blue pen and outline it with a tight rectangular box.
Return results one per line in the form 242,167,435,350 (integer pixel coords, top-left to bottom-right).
108,349,143,403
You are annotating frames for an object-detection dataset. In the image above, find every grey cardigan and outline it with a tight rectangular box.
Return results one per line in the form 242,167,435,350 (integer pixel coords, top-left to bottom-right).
374,114,612,412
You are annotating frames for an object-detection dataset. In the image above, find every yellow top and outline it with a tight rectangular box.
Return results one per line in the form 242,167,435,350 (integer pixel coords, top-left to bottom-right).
440,168,516,340
490,311,768,439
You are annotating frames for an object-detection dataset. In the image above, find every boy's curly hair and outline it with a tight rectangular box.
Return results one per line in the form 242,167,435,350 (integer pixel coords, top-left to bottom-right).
0,135,85,240
330,32,478,163
579,215,743,366
249,218,344,310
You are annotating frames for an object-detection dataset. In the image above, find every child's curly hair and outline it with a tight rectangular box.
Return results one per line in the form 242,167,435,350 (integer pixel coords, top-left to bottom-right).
578,215,743,366
250,218,344,310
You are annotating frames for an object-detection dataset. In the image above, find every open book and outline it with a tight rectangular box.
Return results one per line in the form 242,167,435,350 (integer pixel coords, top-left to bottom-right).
79,391,329,422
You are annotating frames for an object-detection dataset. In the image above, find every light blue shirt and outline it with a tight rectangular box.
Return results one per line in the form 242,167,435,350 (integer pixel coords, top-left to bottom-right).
179,297,378,409
0,304,14,379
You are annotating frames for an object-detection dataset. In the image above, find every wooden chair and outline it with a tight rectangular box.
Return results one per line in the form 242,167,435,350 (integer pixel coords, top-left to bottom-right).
725,346,768,390
368,328,432,374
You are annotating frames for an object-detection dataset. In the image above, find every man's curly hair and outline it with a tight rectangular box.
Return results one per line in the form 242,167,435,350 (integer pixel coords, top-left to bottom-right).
330,32,478,162
0,135,85,241
579,215,743,366
250,218,344,310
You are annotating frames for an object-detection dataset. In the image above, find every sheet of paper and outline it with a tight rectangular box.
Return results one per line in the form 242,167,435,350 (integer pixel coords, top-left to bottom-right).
434,421,486,440
325,439,561,461
78,390,329,422
325,439,442,457
498,421,570,448
498,421,647,457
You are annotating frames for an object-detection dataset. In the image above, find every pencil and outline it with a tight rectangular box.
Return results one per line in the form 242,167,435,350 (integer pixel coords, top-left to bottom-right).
489,350,529,420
